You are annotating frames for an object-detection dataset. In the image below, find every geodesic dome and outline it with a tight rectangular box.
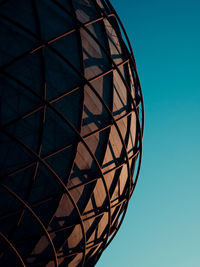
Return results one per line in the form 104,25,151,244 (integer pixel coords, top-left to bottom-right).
0,0,144,266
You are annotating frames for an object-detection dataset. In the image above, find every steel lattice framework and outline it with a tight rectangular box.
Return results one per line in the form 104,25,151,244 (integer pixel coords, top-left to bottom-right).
0,0,144,266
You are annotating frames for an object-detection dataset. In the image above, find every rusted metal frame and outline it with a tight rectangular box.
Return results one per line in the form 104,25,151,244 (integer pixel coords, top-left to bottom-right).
102,7,142,186
104,167,138,249
6,198,125,255
0,146,137,224
91,125,137,259
79,1,134,259
92,6,135,256
57,142,139,190
49,6,112,266
32,6,84,266
82,211,104,223
1,128,85,260
0,11,114,71
1,11,133,262
0,232,25,267
51,0,139,209
68,177,98,191
0,192,60,221
110,196,126,207
0,127,86,266
87,1,116,183
57,251,78,259
102,159,127,176
0,69,110,265
91,1,118,221
61,41,120,263
0,148,128,220
83,197,126,220
1,80,139,238
101,1,143,175
0,182,58,267
9,201,124,260
50,198,125,236
69,154,125,189
1,110,137,192
105,204,128,249
92,2,144,255
55,241,103,259
86,238,103,247
68,153,126,191
1,13,113,264
1,57,130,132
60,1,88,265
0,5,141,266
110,197,126,226
104,0,144,137
109,197,126,209
0,14,111,255
103,148,140,175
30,13,115,54
6,203,107,247
0,9,48,259
2,56,130,132
104,172,136,249
83,105,136,139
96,0,143,190
94,0,141,193
57,251,79,259
92,0,140,116
51,0,133,253
107,202,125,239
94,194,129,261
0,3,143,264
5,2,48,253
88,58,129,83
128,148,140,160
39,4,86,253
1,86,79,129
80,1,116,257
99,0,143,194
57,240,104,260
48,223,79,234
87,241,102,254
1,106,139,182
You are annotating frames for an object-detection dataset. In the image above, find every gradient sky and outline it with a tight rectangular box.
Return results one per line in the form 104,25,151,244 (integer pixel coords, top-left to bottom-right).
97,0,200,266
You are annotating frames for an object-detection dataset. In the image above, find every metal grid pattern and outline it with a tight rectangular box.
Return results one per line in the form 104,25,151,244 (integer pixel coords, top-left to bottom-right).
0,0,144,266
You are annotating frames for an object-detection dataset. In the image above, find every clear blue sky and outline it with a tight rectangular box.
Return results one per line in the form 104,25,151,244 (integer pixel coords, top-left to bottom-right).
97,0,200,266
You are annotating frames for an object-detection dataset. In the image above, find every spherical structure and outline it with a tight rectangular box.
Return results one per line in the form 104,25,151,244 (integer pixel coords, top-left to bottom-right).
0,0,144,266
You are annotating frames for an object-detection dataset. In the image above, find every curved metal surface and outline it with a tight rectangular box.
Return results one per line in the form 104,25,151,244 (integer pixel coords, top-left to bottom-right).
0,0,144,266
